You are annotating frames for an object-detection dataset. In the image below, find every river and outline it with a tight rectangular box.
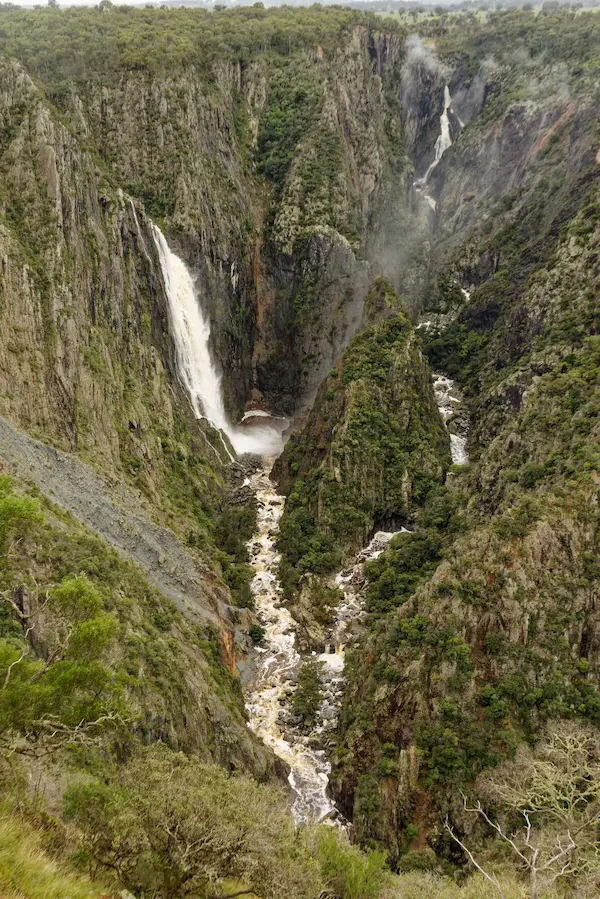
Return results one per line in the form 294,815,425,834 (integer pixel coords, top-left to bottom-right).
243,367,468,824
148,214,468,824
244,470,402,824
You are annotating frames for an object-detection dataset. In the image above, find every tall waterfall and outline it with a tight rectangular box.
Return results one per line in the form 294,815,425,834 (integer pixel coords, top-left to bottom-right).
149,223,283,458
415,84,459,190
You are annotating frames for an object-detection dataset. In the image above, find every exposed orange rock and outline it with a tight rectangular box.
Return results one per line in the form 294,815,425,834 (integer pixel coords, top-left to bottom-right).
220,627,238,675
531,100,578,158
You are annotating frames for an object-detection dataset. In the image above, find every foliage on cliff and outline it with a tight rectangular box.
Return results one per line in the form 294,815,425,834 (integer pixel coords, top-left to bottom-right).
275,279,449,597
0,55,237,559
331,177,600,865
0,472,269,773
1,5,600,894
0,4,389,83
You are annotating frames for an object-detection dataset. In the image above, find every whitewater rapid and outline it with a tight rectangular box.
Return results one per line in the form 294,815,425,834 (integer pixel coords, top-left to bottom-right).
145,213,467,824
245,464,402,823
433,373,469,465
244,466,334,823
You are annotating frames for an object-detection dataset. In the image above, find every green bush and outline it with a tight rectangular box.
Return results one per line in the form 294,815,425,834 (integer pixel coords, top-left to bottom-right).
309,828,389,899
65,743,322,899
292,658,324,728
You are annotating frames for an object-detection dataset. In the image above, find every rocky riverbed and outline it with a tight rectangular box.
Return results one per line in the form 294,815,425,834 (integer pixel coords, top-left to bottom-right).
244,461,405,824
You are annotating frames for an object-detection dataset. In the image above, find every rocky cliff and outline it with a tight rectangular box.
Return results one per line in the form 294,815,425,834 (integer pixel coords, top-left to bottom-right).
326,13,600,864
0,53,274,777
0,9,414,419
274,278,449,630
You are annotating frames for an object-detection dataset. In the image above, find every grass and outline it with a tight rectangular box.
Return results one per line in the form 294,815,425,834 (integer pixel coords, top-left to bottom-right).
0,809,108,899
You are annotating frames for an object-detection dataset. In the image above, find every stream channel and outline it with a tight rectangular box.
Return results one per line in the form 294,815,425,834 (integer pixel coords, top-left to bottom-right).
243,371,469,824
148,208,469,826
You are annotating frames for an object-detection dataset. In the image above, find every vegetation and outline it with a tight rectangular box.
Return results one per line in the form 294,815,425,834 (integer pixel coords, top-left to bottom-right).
0,805,109,899
1,4,600,896
448,722,600,898
65,743,323,899
0,5,383,88
214,498,257,609
292,658,324,729
0,473,249,761
332,142,600,868
276,280,450,597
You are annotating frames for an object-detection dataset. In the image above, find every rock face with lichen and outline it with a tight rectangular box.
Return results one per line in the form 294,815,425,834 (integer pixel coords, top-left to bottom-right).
0,55,275,778
9,21,409,419
0,57,230,521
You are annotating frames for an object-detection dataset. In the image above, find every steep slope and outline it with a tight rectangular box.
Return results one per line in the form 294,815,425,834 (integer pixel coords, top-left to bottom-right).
330,90,600,882
0,53,274,780
0,55,231,539
0,6,412,418
275,278,449,605
266,6,600,865
331,183,600,864
0,468,274,774
1,5,600,891
0,416,229,629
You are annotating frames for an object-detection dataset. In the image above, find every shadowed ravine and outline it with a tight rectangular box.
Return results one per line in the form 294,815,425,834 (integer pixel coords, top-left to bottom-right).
151,222,469,824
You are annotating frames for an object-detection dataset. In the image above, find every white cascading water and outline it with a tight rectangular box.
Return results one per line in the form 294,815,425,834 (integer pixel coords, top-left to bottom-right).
414,83,461,208
426,84,454,181
245,466,404,824
244,372,467,823
244,466,334,824
145,213,466,824
433,373,469,465
149,222,284,458
146,218,342,819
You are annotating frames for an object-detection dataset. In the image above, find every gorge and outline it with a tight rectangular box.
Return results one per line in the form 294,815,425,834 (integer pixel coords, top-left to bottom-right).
0,4,599,898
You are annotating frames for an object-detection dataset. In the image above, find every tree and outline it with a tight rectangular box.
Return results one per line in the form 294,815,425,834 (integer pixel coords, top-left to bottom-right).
65,743,323,899
292,658,324,728
0,575,124,750
0,478,41,558
445,722,600,899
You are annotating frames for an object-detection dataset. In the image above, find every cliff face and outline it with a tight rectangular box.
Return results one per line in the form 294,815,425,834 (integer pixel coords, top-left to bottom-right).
254,9,600,861
14,18,409,418
331,192,600,862
0,56,274,777
0,57,231,525
253,28,407,412
328,43,600,862
1,4,600,867
274,279,450,646
63,62,260,415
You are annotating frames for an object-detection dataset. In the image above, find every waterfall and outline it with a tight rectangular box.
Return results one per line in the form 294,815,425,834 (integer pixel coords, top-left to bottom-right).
415,84,460,191
432,373,469,466
149,223,284,458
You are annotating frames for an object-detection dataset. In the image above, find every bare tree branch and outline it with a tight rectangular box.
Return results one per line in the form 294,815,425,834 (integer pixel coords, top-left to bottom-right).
2,622,34,688
444,816,506,899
